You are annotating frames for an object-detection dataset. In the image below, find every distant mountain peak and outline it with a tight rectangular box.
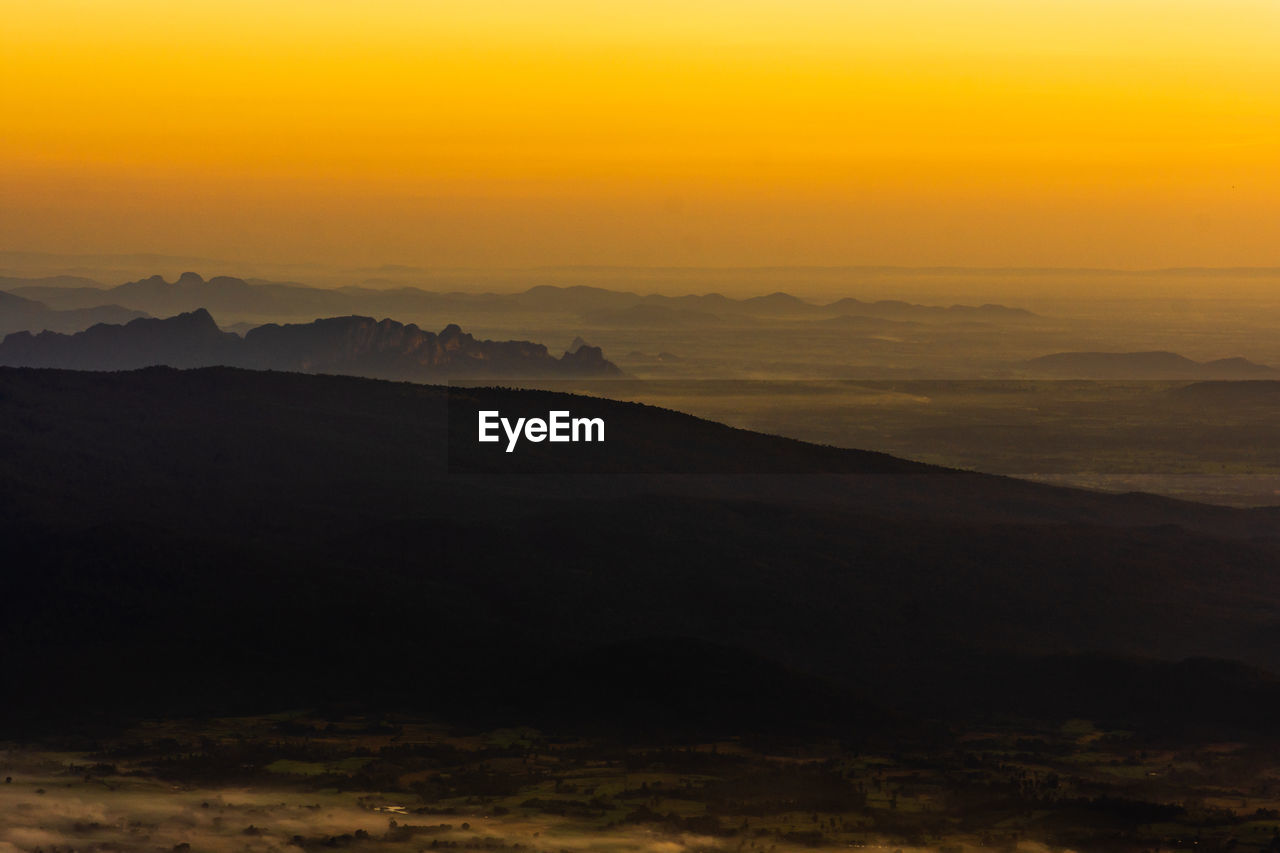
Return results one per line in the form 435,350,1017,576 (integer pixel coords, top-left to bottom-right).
177,307,217,324
561,343,613,369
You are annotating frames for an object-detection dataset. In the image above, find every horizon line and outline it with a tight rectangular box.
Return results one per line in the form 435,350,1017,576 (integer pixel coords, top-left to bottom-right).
5,251,1280,278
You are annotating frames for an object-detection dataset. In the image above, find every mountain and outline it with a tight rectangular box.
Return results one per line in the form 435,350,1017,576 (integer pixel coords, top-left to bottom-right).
740,291,815,314
3,366,1280,734
512,283,636,313
0,309,622,378
243,316,621,378
7,271,347,317
0,288,147,335
0,309,244,369
1200,356,1280,376
824,297,1035,320
1024,350,1278,379
5,284,123,309
580,303,724,326
9,272,1036,326
1170,380,1280,406
109,271,353,317
630,292,1034,321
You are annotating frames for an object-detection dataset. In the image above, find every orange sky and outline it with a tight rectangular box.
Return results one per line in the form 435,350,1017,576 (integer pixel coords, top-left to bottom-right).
3,1,1279,269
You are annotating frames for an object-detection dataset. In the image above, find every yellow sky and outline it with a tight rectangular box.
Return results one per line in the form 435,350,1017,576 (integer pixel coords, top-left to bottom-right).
3,0,1279,269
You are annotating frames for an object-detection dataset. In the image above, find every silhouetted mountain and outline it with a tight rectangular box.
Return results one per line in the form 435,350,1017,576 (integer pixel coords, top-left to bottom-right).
0,310,623,378
632,292,1032,321
1170,380,1280,406
110,271,353,317
7,284,121,309
824,298,1034,320
244,316,621,378
0,307,233,368
1201,356,1279,376
0,288,147,335
3,366,1280,735
1024,350,1277,379
14,272,1035,326
741,291,814,313
513,284,633,313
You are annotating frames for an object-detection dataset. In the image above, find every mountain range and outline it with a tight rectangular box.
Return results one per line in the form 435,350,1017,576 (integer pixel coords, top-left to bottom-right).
1170,379,1280,405
0,309,621,378
0,287,146,335
4,271,1036,326
4,365,1280,734
1024,350,1278,379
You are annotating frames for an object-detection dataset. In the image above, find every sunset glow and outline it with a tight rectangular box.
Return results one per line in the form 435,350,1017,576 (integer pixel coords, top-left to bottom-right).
5,0,1279,268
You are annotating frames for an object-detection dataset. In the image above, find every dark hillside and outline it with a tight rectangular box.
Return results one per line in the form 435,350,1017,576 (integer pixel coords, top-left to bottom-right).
3,366,1280,736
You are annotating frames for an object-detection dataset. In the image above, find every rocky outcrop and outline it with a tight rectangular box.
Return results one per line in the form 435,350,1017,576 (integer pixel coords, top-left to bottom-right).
0,309,623,379
0,308,238,369
558,343,616,373
244,316,621,378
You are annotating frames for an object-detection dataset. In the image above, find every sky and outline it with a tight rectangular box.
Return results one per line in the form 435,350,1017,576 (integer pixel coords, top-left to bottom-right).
3,0,1279,270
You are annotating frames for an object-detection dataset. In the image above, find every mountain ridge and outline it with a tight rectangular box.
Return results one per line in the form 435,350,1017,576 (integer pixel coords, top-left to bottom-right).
0,308,622,378
4,365,1280,731
1024,350,1277,379
7,271,1036,324
0,288,148,335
